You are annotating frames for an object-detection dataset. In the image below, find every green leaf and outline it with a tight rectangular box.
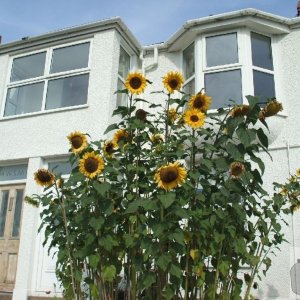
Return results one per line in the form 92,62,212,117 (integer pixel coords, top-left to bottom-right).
89,216,105,230
157,193,176,208
102,265,116,282
141,273,156,289
89,255,100,268
257,128,268,148
169,263,182,278
157,253,172,271
104,123,119,135
93,181,111,196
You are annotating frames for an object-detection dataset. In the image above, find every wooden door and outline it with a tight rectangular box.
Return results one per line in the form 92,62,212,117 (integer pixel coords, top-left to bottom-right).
0,186,25,293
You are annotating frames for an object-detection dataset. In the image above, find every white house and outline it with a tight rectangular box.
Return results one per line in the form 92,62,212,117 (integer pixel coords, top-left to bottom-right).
0,7,299,300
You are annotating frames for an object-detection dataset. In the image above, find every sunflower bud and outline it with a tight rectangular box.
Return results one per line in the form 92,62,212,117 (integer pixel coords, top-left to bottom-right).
135,109,147,121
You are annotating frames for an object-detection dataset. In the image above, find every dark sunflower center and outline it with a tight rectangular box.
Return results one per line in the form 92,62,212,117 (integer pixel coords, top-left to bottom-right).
84,157,99,173
160,167,179,183
232,166,243,176
38,171,52,183
71,136,83,149
106,143,114,154
194,97,204,108
190,115,199,122
169,79,179,89
130,77,142,89
135,109,147,121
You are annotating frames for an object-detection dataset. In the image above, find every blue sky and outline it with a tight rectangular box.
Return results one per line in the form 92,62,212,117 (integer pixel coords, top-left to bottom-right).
0,0,298,46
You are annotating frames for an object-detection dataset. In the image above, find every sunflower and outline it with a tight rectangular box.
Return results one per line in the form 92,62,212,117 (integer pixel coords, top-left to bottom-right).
124,72,147,95
34,169,55,187
150,133,164,144
163,71,184,94
296,169,300,177
261,99,283,118
280,187,288,196
135,109,148,122
67,131,88,154
113,129,129,148
154,161,187,191
229,162,245,179
79,152,104,179
167,108,179,123
188,92,212,112
184,109,206,129
230,105,250,118
103,140,116,157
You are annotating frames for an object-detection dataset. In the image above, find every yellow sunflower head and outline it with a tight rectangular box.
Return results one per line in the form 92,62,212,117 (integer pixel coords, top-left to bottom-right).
167,108,179,123
34,169,55,187
261,99,283,118
229,162,245,179
163,71,184,94
150,133,164,144
103,140,116,157
154,161,187,191
184,109,206,129
230,105,250,118
79,152,104,179
124,72,147,95
296,169,300,177
280,187,288,196
188,93,212,112
113,129,129,148
67,131,88,154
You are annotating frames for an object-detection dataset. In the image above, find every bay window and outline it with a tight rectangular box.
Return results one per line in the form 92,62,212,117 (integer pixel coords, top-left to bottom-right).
3,41,91,117
182,30,276,110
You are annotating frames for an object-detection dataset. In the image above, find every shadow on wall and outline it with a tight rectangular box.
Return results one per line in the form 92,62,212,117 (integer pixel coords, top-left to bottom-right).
257,284,280,299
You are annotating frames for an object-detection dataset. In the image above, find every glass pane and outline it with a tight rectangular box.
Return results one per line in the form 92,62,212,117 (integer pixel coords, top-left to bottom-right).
206,33,238,67
183,79,195,97
0,191,9,237
45,74,89,110
118,47,130,79
183,43,194,79
50,43,90,73
4,82,44,117
251,32,273,70
48,161,72,175
10,52,46,82
253,70,275,104
116,79,127,107
0,165,28,182
205,69,242,109
12,190,23,237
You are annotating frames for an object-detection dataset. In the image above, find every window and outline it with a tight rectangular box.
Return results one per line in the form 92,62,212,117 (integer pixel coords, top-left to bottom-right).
183,43,195,96
117,46,130,107
251,32,275,103
3,41,90,117
204,32,242,109
183,30,276,110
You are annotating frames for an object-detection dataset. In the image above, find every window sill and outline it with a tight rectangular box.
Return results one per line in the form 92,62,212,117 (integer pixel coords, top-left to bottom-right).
0,104,89,122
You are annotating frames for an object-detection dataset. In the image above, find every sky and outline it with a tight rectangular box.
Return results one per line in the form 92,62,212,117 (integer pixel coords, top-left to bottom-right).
0,0,298,46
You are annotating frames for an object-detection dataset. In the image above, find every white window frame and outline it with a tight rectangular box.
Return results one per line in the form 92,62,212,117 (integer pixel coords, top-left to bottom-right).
116,43,132,107
182,42,195,95
1,39,93,118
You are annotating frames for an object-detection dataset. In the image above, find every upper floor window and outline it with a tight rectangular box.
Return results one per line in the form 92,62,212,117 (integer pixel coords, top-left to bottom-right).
3,41,90,117
183,30,276,110
251,32,275,104
183,42,195,96
204,32,242,109
116,46,130,107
